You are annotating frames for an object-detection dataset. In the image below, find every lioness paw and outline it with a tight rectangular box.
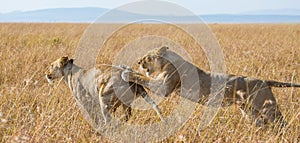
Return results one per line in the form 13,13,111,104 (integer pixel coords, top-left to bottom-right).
119,64,132,71
121,70,132,82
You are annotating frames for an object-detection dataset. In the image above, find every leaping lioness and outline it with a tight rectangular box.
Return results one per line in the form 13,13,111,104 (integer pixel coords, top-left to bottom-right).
121,46,300,128
45,56,163,127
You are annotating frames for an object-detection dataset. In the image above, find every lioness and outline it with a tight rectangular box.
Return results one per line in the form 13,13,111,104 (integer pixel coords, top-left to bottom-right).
121,46,300,127
45,56,163,126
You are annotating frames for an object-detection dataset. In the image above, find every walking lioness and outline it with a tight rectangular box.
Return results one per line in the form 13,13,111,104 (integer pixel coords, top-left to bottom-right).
121,46,300,127
45,56,163,127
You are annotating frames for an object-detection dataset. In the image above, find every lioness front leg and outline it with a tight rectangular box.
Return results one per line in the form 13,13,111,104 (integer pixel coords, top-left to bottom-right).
121,70,171,97
99,95,112,124
136,84,165,121
121,69,151,86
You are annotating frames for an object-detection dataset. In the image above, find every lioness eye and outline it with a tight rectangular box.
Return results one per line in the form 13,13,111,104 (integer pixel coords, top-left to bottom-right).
146,56,152,61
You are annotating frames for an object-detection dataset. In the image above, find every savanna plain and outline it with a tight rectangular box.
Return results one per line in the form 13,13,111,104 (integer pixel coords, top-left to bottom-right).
0,23,299,142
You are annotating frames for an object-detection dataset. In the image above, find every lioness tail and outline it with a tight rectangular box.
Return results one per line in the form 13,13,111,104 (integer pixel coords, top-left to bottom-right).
266,80,300,87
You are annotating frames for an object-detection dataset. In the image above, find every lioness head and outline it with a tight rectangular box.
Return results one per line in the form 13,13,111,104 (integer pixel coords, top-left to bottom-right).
45,56,74,83
137,46,168,77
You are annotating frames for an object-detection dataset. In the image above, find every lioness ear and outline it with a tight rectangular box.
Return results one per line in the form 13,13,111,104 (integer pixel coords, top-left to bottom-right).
155,46,169,56
58,56,69,67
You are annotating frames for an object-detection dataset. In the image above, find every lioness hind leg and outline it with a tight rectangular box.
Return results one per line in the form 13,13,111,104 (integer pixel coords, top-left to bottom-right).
248,85,287,128
122,104,132,121
250,99,287,128
261,100,287,128
250,109,268,127
111,100,122,113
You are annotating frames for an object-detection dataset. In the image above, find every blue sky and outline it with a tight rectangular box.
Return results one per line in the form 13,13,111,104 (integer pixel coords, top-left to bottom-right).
0,0,299,14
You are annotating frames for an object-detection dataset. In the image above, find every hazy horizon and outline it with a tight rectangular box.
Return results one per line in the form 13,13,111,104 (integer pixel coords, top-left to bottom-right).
1,0,300,15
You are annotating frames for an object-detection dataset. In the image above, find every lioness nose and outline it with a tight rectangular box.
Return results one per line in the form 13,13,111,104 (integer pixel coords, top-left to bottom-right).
46,75,53,79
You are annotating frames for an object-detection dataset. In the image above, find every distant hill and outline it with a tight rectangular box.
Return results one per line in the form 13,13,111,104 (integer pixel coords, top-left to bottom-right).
0,7,108,22
1,7,300,23
201,14,300,23
241,9,300,15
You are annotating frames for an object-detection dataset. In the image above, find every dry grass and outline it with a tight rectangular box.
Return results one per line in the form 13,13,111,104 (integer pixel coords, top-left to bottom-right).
0,23,299,142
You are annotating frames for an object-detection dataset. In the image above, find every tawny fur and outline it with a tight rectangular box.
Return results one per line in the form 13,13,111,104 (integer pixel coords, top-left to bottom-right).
121,46,300,127
45,57,163,128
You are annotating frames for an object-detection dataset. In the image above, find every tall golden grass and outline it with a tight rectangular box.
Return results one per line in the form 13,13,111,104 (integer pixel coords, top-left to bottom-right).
0,23,299,142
